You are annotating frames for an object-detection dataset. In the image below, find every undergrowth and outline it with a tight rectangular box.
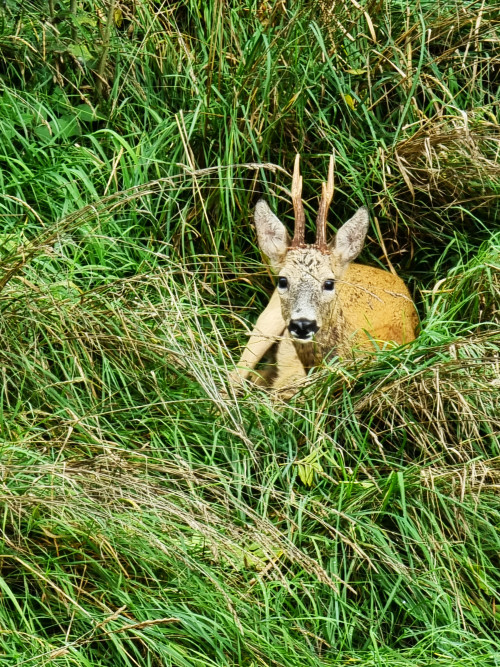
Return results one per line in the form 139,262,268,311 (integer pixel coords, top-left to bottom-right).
0,0,499,665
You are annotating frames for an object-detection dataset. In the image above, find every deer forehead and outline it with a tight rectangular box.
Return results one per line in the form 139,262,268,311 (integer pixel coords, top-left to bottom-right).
281,248,333,281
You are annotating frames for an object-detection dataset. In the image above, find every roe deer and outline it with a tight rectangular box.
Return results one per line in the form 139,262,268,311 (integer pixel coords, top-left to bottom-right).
231,154,418,392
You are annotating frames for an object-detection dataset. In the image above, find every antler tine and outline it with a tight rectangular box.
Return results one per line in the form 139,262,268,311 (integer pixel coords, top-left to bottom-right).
291,153,306,248
315,152,335,250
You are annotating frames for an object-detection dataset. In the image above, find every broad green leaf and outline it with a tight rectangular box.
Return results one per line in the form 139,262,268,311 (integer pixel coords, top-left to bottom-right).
343,93,357,110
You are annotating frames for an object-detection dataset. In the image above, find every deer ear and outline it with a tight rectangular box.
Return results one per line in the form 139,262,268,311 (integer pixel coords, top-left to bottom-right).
254,199,290,271
331,206,369,271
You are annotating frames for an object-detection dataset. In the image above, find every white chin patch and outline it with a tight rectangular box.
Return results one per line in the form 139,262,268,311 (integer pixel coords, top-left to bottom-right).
290,332,314,343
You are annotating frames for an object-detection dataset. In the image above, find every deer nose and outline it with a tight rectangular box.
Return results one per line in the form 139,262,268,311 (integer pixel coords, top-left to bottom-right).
288,319,318,340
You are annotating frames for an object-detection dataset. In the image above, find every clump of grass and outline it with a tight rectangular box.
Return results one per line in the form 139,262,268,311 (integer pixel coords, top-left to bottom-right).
0,0,499,665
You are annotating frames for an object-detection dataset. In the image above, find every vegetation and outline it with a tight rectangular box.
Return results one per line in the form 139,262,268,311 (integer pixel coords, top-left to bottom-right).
0,0,499,664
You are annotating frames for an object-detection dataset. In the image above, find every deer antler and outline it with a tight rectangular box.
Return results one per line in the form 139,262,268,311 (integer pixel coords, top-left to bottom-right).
290,153,306,248
315,152,335,251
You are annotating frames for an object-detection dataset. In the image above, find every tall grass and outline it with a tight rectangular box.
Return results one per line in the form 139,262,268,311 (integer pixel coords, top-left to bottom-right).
0,0,499,665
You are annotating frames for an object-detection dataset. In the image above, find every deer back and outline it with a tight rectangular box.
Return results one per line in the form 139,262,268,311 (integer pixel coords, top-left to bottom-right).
335,263,418,351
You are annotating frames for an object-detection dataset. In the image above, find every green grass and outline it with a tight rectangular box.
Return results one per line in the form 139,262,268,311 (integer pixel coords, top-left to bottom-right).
0,0,499,664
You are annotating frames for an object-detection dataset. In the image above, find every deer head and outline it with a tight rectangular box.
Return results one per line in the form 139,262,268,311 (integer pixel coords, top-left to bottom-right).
254,154,369,342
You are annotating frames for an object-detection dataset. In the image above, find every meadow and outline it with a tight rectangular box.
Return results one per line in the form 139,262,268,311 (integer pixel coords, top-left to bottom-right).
0,0,499,665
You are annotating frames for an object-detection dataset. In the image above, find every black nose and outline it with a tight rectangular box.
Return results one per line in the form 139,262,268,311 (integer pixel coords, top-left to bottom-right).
288,319,318,339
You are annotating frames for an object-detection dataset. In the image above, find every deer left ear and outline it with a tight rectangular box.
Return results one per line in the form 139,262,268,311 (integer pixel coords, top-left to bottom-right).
330,206,369,271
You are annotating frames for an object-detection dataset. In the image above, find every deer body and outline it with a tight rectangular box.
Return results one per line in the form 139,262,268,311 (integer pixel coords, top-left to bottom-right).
231,155,418,392
273,261,416,388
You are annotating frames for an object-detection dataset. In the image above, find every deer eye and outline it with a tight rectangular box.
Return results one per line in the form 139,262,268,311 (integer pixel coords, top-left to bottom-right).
323,279,335,291
278,277,288,289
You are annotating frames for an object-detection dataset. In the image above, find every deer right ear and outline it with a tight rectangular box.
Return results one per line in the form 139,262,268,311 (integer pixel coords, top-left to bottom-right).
254,199,290,271
330,206,369,272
